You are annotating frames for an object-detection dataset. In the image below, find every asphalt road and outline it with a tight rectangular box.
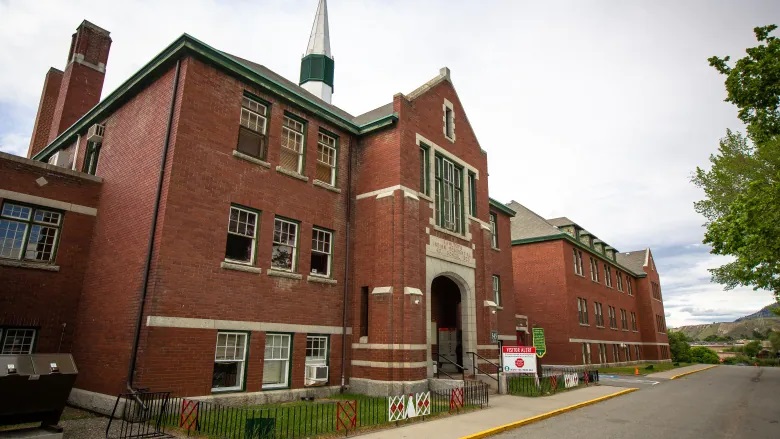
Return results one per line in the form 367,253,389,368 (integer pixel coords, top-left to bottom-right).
497,366,780,439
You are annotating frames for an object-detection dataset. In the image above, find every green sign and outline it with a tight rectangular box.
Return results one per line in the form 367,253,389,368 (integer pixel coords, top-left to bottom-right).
490,330,499,343
532,327,546,358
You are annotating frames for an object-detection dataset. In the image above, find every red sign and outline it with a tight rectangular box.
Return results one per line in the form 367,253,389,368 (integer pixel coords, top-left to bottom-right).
515,358,525,368
502,346,536,354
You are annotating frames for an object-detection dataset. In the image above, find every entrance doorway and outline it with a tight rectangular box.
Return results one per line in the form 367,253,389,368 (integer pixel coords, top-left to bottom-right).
431,276,462,372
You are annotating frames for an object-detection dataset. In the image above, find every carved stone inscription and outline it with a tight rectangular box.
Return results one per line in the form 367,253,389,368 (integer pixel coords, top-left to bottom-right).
426,235,475,267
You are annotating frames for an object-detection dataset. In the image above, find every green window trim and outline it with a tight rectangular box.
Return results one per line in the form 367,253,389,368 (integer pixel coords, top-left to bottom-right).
419,144,430,196
299,54,335,89
434,154,465,234
468,172,476,216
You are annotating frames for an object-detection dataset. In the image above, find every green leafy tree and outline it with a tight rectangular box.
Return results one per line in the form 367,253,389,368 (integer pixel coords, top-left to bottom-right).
668,331,692,363
743,340,762,357
693,25,780,301
690,346,721,364
769,331,780,352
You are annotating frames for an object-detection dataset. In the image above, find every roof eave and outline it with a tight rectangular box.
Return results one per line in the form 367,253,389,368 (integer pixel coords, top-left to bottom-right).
489,198,516,216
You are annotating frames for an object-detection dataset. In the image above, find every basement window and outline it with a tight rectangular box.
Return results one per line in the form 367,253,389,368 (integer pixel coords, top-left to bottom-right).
263,333,291,389
212,331,247,392
0,328,36,354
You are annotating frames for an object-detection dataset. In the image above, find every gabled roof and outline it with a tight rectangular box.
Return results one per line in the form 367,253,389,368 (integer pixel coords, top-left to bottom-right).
617,250,648,274
546,217,577,228
33,34,400,162
353,102,394,126
506,201,563,241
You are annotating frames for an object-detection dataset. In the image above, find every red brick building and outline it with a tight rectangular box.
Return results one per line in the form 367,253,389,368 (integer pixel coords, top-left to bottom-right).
507,201,670,366
1,3,523,411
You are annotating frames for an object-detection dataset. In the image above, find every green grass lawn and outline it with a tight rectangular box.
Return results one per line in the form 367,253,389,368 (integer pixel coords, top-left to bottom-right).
598,362,692,375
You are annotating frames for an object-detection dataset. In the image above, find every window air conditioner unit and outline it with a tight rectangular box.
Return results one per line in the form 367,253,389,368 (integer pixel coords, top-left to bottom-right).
87,124,105,143
305,365,328,385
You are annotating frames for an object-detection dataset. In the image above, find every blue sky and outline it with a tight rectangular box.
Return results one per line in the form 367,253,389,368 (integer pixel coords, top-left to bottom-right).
1,0,778,325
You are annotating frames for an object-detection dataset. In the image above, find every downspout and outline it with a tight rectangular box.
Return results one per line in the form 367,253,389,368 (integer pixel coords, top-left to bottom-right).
126,60,181,392
340,137,354,392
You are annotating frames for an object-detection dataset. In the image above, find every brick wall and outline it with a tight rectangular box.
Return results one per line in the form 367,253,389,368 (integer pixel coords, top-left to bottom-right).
0,154,100,354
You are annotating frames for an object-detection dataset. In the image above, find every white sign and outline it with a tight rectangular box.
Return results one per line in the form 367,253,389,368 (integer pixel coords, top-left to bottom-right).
388,391,431,421
501,346,537,374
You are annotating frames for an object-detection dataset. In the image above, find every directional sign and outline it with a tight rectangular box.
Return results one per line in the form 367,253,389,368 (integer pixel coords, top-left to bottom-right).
532,327,546,358
501,346,537,373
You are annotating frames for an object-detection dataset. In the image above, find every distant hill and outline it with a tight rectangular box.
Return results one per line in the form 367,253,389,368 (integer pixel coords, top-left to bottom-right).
734,303,779,322
672,303,780,341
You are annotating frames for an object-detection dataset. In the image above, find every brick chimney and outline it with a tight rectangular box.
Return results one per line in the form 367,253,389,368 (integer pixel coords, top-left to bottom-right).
27,20,111,159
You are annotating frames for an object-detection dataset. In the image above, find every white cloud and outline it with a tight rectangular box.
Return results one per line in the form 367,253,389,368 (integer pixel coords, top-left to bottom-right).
1,0,777,325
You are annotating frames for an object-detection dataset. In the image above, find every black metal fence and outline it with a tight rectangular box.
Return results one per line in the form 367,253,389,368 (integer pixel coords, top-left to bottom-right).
106,391,172,439
506,366,599,397
160,381,488,439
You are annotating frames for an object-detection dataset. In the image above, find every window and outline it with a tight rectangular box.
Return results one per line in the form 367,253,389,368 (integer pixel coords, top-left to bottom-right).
272,218,298,271
316,131,337,185
631,312,637,331
616,271,623,291
419,145,430,195
263,333,291,389
656,314,667,333
0,202,62,263
582,343,591,365
489,213,498,249
238,96,269,159
613,344,620,362
212,332,248,391
599,343,607,364
572,249,583,275
626,278,633,296
444,106,454,139
594,302,604,327
306,336,328,366
589,258,599,282
468,172,476,216
604,265,613,288
635,345,641,360
225,206,258,264
310,227,332,277
608,306,617,329
652,282,663,300
434,155,464,234
577,298,589,325
360,286,369,338
280,115,305,174
620,309,628,330
625,345,631,361
492,275,501,306
83,141,102,175
0,328,36,354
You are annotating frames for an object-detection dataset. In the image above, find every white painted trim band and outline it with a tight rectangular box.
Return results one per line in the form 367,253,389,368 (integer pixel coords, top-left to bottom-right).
351,360,428,369
146,316,352,335
351,343,427,350
569,337,669,346
0,189,97,216
477,345,499,350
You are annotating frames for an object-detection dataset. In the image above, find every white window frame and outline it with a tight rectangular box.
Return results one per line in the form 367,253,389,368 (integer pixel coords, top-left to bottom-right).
627,278,633,296
489,213,498,249
0,328,36,354
240,96,268,134
492,275,501,306
443,99,456,141
212,331,248,392
316,132,337,186
573,249,583,275
605,265,613,288
263,333,292,389
310,227,332,277
281,116,305,174
1,202,62,263
305,335,328,366
590,257,599,282
616,271,623,291
272,218,299,272
435,155,463,234
225,206,258,265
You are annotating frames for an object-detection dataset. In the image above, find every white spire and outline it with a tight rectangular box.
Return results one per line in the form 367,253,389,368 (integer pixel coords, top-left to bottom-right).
306,0,331,57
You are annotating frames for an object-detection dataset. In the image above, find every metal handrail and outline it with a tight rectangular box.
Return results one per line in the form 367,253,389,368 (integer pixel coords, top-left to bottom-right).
467,351,501,393
434,354,466,380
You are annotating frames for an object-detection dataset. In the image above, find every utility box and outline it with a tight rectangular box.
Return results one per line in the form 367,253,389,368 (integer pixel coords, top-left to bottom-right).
0,354,78,429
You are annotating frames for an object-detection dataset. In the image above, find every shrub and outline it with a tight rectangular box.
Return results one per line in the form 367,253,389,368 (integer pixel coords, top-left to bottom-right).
668,331,692,363
690,346,720,364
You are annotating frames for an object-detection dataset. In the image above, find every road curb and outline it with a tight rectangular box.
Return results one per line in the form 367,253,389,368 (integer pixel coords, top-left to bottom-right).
459,388,639,439
669,365,718,380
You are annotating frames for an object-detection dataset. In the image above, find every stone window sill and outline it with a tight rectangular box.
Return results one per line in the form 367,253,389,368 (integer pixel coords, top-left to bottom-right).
307,275,337,285
579,323,590,327
313,179,341,193
233,150,271,168
432,224,470,243
0,259,60,272
275,166,308,182
491,246,500,252
418,192,433,202
596,325,605,329
268,269,303,280
221,261,262,274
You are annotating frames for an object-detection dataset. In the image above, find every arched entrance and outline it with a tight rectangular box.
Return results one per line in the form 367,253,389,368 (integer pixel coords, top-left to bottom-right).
431,276,463,372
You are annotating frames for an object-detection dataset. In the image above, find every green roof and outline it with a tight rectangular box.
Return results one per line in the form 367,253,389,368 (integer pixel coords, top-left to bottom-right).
33,34,398,162
488,198,516,216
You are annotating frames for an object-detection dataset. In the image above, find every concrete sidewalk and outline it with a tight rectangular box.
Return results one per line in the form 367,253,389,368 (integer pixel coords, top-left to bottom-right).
647,364,718,380
355,385,634,439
